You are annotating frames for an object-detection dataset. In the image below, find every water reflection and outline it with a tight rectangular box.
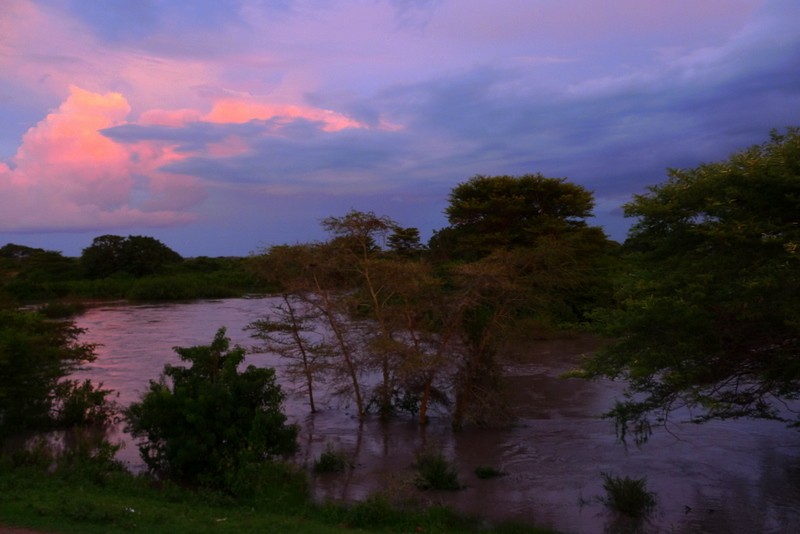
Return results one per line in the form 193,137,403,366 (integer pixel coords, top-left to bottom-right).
73,298,800,533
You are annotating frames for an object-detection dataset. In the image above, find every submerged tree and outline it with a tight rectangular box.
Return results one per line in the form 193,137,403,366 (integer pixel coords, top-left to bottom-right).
579,128,800,442
248,294,325,413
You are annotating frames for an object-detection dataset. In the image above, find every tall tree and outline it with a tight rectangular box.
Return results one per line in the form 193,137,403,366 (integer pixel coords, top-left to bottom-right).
81,235,182,278
579,128,800,442
433,173,603,261
248,243,368,420
321,210,401,419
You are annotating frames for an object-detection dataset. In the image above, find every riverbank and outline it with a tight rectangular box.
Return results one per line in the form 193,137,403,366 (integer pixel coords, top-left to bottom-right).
0,456,552,534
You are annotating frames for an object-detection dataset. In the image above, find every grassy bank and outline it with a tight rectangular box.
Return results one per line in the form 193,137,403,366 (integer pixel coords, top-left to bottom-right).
0,453,553,534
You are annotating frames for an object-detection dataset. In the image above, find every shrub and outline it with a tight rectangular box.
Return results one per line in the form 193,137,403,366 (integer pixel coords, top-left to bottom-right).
414,450,462,491
600,472,657,517
474,465,506,479
313,443,351,473
0,309,112,440
124,327,298,491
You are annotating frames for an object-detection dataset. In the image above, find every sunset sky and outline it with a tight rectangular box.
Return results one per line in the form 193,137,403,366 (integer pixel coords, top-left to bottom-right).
2,0,799,257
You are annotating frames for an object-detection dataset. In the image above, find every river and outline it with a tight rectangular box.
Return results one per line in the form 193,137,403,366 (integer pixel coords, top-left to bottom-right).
72,298,800,533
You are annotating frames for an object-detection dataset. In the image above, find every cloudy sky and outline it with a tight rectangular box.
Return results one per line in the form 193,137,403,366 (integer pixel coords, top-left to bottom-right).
1,0,799,256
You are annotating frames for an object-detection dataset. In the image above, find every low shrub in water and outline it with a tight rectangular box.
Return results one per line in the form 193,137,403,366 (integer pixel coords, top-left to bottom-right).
414,450,462,491
313,443,351,473
474,465,507,479
600,472,656,518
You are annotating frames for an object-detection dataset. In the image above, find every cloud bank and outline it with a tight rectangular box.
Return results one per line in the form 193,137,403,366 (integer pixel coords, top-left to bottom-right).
1,0,799,254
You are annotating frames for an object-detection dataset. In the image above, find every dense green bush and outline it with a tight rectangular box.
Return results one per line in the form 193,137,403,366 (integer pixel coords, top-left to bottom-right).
125,328,298,491
0,308,114,439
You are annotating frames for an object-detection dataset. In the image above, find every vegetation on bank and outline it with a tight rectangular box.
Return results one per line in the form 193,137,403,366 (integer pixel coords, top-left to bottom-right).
0,446,549,534
0,243,265,303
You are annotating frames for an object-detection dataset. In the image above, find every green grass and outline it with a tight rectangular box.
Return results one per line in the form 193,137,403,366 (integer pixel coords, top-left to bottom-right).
0,454,555,534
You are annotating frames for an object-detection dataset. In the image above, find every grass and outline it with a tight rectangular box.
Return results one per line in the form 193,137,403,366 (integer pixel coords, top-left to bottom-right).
0,450,555,534
600,472,657,518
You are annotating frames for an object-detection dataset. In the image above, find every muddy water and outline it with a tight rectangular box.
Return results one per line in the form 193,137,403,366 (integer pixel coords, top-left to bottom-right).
73,298,800,533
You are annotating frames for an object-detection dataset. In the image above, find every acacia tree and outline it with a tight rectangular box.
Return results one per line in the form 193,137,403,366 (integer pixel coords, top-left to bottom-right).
432,173,604,260
248,243,369,419
580,128,800,442
321,210,404,420
429,174,614,427
248,295,324,413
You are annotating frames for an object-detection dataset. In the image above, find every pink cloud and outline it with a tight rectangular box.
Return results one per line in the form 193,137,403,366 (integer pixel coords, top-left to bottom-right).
138,108,204,127
205,99,366,132
0,86,202,231
0,83,383,232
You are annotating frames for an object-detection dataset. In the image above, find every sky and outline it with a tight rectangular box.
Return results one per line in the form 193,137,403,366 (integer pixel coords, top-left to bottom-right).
1,0,799,257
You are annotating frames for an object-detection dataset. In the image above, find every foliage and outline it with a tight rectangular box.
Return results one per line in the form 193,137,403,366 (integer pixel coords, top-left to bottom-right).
387,226,426,257
600,473,657,518
312,443,351,473
0,247,81,301
414,450,462,490
124,327,298,490
580,128,800,442
432,173,606,261
81,234,182,278
0,451,555,534
248,294,325,413
0,308,113,439
474,465,506,479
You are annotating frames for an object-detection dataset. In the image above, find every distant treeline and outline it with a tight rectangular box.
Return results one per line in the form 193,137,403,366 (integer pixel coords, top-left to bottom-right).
0,237,266,302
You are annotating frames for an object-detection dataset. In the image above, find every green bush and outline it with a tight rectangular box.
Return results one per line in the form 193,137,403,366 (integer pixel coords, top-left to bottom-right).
0,309,114,439
125,328,298,491
600,472,657,517
414,450,462,491
474,465,506,479
313,443,351,473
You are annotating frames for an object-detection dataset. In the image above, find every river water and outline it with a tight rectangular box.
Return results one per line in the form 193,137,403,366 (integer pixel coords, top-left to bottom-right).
72,298,800,533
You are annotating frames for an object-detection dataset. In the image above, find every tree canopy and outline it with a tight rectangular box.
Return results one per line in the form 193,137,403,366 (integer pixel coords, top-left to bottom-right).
81,234,182,278
580,128,800,442
432,173,605,261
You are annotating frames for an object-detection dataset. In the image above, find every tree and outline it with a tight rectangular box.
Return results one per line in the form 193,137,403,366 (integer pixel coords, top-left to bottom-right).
387,227,425,258
321,210,404,419
248,294,325,414
81,234,182,278
0,308,114,439
579,128,800,442
433,173,604,261
125,328,298,487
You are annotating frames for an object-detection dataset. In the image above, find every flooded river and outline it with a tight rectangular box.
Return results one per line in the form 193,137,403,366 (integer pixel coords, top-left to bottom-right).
73,298,800,533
